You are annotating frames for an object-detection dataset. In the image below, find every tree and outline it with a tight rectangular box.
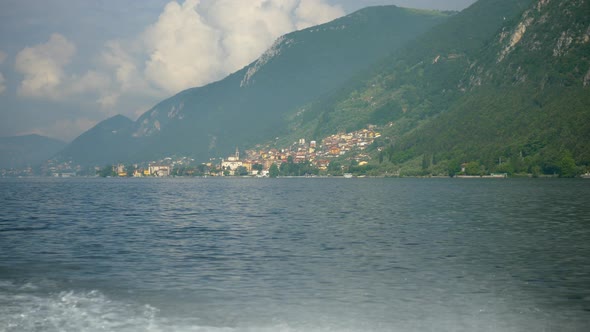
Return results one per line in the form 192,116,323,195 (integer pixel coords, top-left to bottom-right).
124,165,135,177
279,161,288,175
197,164,210,175
328,161,343,176
421,153,431,170
98,165,116,177
465,161,481,176
252,163,264,172
447,159,461,177
235,166,249,176
558,151,578,178
269,163,279,178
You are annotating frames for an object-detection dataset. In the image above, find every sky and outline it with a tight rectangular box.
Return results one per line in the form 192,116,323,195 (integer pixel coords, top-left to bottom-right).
0,0,477,142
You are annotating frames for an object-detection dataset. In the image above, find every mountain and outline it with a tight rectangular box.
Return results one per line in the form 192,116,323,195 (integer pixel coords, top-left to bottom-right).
287,0,536,138
285,0,590,176
59,6,453,165
57,115,135,166
395,0,590,176
0,134,66,169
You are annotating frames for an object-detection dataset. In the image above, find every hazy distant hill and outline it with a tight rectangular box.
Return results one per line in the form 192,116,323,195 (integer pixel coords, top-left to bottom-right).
0,134,66,169
58,115,134,166
285,0,590,176
58,6,452,165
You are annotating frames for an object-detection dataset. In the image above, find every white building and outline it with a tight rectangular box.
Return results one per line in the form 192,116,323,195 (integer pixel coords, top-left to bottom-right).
221,147,243,175
149,164,171,177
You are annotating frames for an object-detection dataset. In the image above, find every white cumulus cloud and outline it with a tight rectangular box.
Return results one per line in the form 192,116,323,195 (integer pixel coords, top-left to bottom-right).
11,1,344,112
295,0,346,30
15,34,76,99
98,40,159,109
0,50,6,94
14,34,114,107
0,73,5,94
143,0,225,93
100,40,153,94
140,0,344,94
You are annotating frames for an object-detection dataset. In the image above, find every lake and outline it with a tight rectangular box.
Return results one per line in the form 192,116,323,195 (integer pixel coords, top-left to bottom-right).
1,177,589,331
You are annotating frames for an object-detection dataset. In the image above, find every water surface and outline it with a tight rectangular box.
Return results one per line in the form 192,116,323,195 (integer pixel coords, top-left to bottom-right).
1,178,589,331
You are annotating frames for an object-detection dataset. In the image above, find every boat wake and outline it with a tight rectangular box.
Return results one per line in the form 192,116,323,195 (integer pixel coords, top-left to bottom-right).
0,280,365,332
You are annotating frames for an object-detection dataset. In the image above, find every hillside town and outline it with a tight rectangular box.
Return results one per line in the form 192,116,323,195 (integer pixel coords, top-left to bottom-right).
0,126,382,178
110,126,382,177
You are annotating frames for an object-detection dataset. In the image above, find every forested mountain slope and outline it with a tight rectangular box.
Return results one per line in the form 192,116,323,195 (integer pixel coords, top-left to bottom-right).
397,0,590,176
59,6,451,165
286,0,589,176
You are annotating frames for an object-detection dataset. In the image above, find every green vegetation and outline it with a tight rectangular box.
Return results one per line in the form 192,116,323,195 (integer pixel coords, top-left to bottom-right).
269,163,279,178
58,6,452,167
58,115,136,166
97,165,116,177
54,0,590,179
171,164,213,177
280,0,590,178
235,166,249,176
278,156,320,176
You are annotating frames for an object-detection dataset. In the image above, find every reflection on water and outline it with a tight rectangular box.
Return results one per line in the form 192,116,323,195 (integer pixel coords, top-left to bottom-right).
0,178,589,331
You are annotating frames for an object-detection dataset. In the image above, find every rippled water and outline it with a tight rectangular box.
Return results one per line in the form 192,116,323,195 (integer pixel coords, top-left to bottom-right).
1,177,589,331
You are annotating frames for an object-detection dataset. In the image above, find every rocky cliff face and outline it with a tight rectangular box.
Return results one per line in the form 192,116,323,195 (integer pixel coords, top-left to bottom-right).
393,0,590,172
465,0,590,89
279,0,590,175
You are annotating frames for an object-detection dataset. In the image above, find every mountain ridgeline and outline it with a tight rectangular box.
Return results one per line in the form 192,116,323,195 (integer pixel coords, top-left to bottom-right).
58,0,590,177
287,0,590,176
59,6,451,166
0,135,66,169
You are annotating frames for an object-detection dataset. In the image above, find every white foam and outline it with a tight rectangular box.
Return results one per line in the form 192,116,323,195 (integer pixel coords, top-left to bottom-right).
0,286,390,332
0,289,161,332
18,282,38,291
0,282,579,332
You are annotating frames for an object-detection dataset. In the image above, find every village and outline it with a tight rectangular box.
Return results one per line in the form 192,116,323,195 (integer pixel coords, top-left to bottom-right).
99,126,382,178
0,126,385,178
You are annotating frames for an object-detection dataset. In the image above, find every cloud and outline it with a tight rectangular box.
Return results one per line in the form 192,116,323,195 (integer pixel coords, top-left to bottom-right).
97,93,120,110
0,50,6,94
11,1,344,111
295,0,345,29
69,70,111,96
141,0,344,93
142,0,224,93
21,117,97,142
100,40,152,94
0,73,5,94
15,34,76,99
14,34,114,107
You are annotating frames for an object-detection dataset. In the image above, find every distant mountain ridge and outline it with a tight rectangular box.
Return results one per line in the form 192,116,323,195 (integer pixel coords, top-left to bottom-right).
0,134,66,169
57,6,452,165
